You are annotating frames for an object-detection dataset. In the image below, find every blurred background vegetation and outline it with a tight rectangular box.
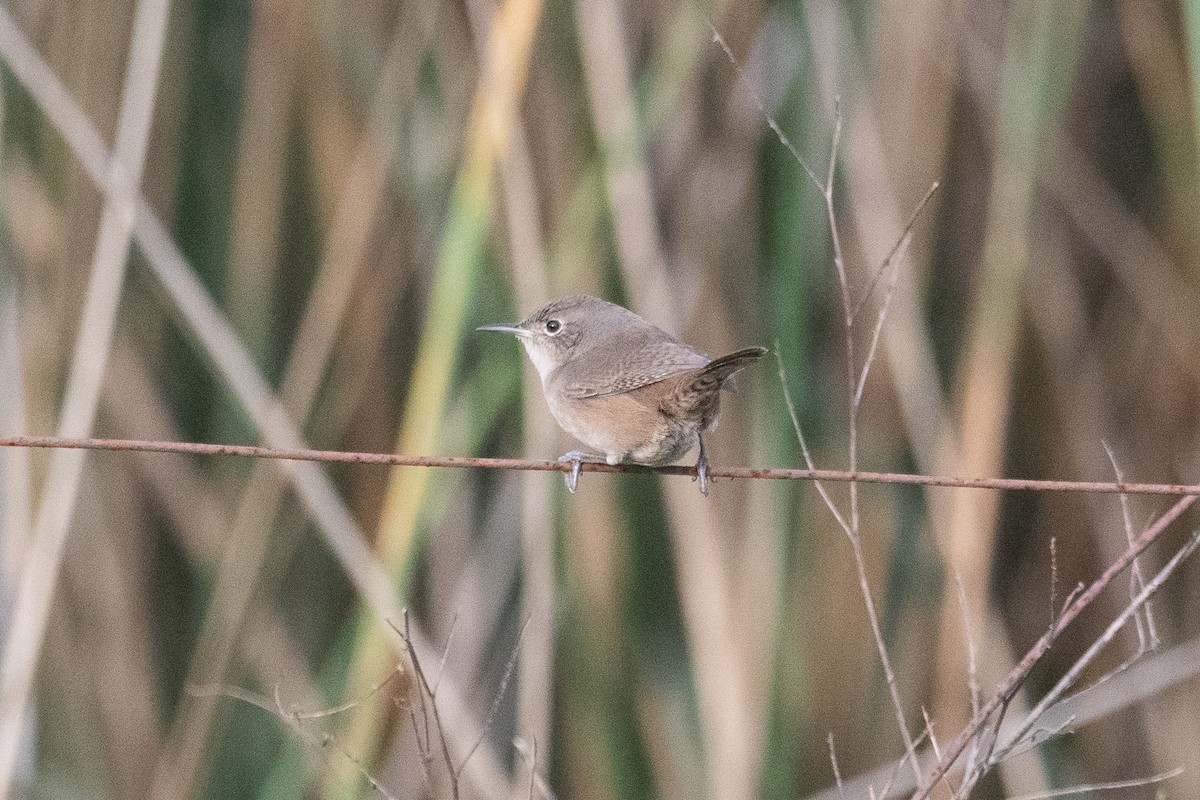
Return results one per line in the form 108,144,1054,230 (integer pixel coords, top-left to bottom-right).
0,0,1198,798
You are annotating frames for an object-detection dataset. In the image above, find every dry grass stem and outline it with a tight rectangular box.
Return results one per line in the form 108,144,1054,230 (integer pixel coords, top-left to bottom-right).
0,10,511,787
0,0,171,791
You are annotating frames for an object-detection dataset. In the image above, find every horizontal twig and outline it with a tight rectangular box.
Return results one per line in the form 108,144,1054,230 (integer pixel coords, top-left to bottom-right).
1,435,1199,496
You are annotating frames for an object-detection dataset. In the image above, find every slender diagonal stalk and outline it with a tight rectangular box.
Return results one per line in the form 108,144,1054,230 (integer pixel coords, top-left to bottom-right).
0,2,170,792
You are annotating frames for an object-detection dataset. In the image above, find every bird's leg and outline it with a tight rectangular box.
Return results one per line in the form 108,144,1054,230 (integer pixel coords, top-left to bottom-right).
694,433,710,496
557,450,605,494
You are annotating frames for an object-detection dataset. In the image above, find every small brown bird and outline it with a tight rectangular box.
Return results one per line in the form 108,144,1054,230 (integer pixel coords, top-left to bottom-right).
478,295,766,494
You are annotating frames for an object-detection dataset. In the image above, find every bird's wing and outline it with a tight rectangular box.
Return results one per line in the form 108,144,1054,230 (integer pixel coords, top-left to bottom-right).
556,337,709,398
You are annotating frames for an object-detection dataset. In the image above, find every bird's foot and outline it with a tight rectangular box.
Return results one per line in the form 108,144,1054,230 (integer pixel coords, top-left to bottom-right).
693,435,710,496
557,451,602,494
693,453,711,496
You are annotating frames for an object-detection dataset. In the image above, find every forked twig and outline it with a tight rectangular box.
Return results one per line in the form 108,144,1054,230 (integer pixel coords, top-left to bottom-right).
392,611,459,798
186,684,401,800
762,127,937,788
988,530,1200,768
1103,442,1159,652
910,496,1196,798
711,33,946,788
390,610,532,797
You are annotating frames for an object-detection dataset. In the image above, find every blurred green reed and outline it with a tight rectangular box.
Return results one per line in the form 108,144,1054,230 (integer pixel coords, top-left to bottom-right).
0,1,1198,800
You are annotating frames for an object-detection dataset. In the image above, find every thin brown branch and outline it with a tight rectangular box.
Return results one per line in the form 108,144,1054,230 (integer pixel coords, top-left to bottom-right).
708,25,823,191
4,435,1199,496
186,684,401,800
990,530,1200,767
954,575,982,779
1103,442,1159,651
456,615,530,779
909,494,1197,799
393,612,459,800
850,181,940,323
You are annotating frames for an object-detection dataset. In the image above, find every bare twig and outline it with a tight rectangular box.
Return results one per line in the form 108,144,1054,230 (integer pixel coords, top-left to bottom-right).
876,727,933,800
779,341,922,780
910,496,1197,799
708,25,822,190
775,351,852,533
990,531,1200,767
853,230,906,409
266,669,403,722
432,612,460,697
1103,443,1159,651
753,88,929,779
920,708,941,762
0,10,511,793
786,95,931,784
456,615,531,778
920,709,961,799
393,612,459,799
527,739,537,800
1049,538,1059,628
955,575,982,779
389,611,531,797
0,1,171,791
187,684,400,800
850,182,940,322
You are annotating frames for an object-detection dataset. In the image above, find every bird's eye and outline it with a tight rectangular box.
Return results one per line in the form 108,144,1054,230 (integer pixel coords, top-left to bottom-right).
545,319,562,334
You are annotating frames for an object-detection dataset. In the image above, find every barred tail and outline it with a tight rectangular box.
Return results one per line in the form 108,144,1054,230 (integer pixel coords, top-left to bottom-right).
665,346,767,422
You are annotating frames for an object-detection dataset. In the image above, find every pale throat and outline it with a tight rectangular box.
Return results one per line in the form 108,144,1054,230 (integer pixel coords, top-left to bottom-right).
521,339,561,384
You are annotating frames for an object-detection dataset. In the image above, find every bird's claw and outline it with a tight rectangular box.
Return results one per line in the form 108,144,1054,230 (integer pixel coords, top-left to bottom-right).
557,451,586,494
694,457,710,496
693,435,711,495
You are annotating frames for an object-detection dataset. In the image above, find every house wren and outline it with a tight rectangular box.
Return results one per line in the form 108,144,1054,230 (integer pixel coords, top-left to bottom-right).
478,295,766,494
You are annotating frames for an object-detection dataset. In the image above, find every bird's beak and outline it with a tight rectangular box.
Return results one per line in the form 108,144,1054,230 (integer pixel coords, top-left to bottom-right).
476,323,530,338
